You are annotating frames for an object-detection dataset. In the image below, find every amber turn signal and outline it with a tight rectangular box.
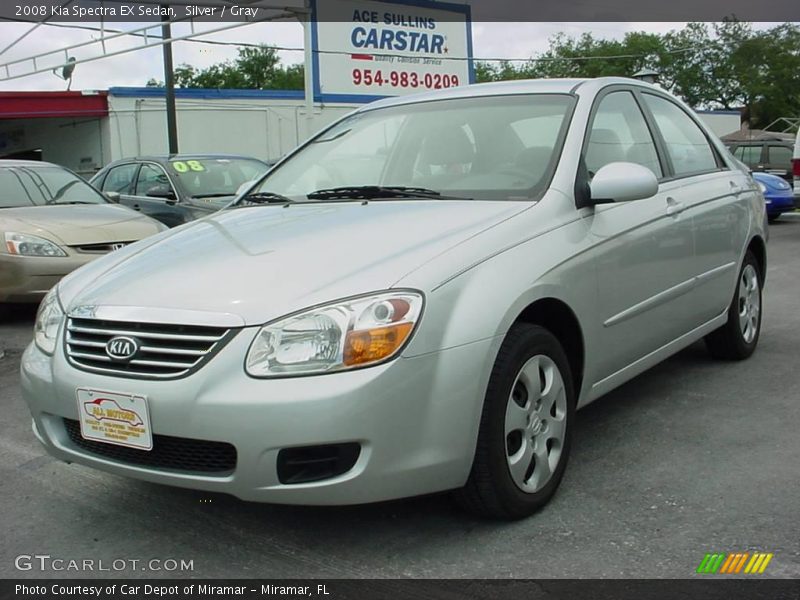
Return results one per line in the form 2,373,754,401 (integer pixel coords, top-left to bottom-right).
343,322,414,366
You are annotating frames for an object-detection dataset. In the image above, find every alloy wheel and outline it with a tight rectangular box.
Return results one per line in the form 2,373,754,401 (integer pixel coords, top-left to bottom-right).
738,264,760,344
504,354,568,493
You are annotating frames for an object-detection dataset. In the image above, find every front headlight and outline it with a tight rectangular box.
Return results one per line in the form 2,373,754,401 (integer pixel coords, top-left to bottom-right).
4,232,67,257
245,291,424,377
34,287,65,355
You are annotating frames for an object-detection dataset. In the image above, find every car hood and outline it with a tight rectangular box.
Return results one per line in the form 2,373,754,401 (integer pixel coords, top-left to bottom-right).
59,200,527,326
1,204,163,245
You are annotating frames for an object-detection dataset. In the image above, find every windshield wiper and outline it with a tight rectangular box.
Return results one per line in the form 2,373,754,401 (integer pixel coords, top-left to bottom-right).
51,201,95,205
306,186,469,201
193,193,235,199
237,191,295,206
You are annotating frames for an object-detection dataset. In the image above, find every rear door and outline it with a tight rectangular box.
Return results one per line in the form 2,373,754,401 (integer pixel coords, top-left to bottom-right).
640,92,749,325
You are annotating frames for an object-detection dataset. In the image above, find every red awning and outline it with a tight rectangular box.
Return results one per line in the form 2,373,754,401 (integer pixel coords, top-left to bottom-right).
0,91,108,119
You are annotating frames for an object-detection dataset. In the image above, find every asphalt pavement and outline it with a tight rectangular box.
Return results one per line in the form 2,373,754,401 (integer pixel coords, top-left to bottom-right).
1,218,799,579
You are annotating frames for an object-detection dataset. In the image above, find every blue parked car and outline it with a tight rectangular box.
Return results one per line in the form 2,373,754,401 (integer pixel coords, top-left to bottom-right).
753,171,795,222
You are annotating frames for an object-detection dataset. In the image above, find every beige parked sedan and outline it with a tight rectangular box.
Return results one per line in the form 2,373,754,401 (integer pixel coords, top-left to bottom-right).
1,160,166,307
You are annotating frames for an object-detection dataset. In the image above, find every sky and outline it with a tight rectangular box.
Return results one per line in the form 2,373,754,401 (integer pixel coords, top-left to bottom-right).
0,20,769,92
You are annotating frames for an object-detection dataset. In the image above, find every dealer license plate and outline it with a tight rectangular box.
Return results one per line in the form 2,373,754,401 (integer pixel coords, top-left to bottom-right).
76,388,153,451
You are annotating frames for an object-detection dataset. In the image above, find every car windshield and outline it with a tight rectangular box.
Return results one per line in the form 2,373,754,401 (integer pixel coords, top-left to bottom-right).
250,94,575,202
0,165,108,208
167,158,268,198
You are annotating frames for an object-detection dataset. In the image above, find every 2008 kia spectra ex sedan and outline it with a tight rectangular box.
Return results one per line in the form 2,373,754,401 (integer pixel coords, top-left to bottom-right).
21,78,767,519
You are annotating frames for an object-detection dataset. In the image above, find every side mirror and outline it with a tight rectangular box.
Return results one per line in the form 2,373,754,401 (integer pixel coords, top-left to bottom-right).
104,191,121,203
590,162,658,204
145,185,177,201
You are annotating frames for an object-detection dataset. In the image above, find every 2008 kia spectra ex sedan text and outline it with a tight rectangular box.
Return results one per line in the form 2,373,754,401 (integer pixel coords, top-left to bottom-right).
21,78,767,519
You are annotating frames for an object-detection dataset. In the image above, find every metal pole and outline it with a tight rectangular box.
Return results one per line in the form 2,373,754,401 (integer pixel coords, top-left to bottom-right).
161,6,179,154
302,0,314,141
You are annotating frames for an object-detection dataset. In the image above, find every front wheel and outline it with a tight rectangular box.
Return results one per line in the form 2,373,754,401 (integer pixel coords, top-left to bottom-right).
455,324,576,519
705,250,762,360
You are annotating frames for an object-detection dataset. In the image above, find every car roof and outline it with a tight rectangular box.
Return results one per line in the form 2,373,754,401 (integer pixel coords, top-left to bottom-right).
0,159,65,168
357,77,654,112
108,154,266,164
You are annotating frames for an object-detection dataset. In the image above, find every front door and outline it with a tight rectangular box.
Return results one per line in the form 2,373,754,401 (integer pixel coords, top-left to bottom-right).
581,89,698,381
131,163,186,227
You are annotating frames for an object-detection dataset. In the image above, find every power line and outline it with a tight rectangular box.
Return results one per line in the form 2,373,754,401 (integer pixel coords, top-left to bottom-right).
1,19,703,64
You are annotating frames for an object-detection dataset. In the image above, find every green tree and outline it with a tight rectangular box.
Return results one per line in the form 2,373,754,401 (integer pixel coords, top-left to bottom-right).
475,22,800,129
169,45,304,90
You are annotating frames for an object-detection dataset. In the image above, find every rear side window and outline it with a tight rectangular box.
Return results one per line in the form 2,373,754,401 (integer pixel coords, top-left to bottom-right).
767,145,792,166
733,145,762,167
585,91,662,179
643,94,719,176
102,163,138,194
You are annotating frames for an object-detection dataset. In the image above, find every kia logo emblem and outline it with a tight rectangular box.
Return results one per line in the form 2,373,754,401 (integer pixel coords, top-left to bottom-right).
111,243,126,251
105,336,140,362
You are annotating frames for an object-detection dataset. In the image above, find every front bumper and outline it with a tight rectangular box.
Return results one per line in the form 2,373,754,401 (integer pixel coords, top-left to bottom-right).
0,253,95,304
765,192,796,216
20,328,497,505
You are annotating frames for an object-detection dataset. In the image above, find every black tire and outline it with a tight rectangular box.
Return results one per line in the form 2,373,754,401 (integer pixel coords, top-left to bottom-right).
455,323,576,520
767,215,779,223
704,250,762,360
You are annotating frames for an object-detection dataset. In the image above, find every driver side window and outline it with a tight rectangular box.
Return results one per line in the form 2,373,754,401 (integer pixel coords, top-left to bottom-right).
102,163,138,194
586,91,662,179
135,164,173,198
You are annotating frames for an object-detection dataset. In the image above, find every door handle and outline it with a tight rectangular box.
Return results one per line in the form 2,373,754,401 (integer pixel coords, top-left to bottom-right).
666,197,686,216
132,204,141,211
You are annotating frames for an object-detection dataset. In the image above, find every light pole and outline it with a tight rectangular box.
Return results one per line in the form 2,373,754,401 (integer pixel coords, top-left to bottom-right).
161,6,179,155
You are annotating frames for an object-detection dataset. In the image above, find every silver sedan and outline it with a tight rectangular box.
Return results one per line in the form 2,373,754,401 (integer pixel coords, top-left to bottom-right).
20,78,766,519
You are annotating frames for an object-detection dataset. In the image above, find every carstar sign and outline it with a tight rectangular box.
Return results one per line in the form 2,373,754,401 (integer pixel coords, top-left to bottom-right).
310,0,474,103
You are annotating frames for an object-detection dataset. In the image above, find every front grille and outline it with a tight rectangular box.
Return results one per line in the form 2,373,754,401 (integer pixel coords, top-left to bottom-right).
63,418,236,475
71,241,132,254
65,317,232,379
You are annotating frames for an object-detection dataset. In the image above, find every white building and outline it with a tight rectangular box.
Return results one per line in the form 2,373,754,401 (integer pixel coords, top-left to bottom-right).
0,88,358,176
